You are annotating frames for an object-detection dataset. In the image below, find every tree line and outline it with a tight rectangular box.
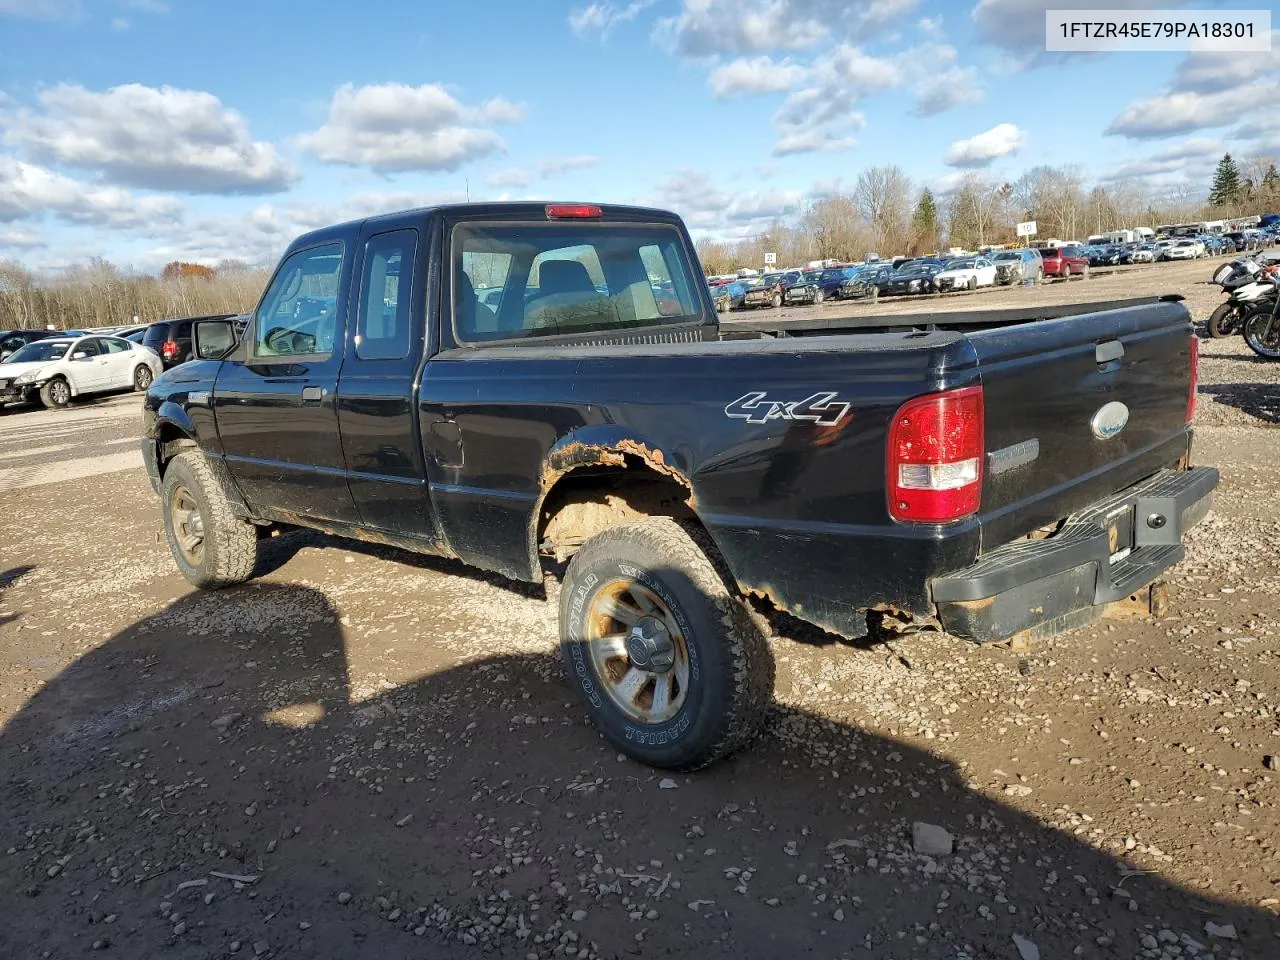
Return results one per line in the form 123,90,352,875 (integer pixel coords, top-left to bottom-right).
696,158,1280,275
0,259,269,330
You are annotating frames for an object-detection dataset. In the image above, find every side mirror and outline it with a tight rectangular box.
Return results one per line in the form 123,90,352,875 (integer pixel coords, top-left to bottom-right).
193,319,237,360
72,352,88,360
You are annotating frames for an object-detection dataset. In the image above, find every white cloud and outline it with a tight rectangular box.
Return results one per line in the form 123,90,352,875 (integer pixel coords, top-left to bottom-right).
1100,138,1224,184
569,0,655,39
1172,33,1280,93
917,15,941,37
655,0,918,57
138,190,471,269
0,156,183,228
0,227,46,250
708,56,808,98
971,0,1191,64
3,83,296,194
296,83,523,173
769,42,961,154
0,0,79,18
655,167,802,233
0,0,167,18
487,169,534,189
109,16,127,30
945,122,1025,167
914,65,982,116
538,154,599,177
774,130,858,156
1106,81,1278,139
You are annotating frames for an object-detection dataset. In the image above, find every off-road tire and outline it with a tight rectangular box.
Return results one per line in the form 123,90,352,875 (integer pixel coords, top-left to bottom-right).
38,378,71,409
1206,303,1235,338
133,364,154,391
161,451,258,589
560,517,774,770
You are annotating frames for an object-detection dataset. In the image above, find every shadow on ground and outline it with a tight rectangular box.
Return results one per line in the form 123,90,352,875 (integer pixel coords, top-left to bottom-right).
1201,383,1280,425
0,584,1275,958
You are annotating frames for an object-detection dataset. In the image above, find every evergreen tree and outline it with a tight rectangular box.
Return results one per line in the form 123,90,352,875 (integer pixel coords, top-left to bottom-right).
1208,153,1242,207
1263,163,1280,190
911,188,938,253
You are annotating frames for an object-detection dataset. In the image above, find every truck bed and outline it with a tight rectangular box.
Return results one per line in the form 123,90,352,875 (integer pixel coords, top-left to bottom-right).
719,295,1185,337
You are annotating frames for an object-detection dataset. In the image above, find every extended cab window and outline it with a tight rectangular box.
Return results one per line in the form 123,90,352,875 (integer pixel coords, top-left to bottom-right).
453,223,702,343
356,230,416,360
253,242,344,358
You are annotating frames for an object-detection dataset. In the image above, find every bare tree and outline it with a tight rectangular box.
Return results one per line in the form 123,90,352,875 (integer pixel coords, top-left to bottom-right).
854,165,912,255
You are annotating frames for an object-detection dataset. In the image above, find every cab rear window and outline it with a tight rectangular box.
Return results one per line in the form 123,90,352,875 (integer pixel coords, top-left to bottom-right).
452,223,703,343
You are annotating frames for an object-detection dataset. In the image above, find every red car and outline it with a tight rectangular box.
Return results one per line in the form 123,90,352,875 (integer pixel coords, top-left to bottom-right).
1037,245,1090,281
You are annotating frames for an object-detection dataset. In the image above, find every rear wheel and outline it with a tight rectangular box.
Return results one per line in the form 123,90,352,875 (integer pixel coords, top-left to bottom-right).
1244,309,1280,359
1081,264,1090,280
38,378,71,409
133,364,154,391
161,451,258,588
560,518,773,770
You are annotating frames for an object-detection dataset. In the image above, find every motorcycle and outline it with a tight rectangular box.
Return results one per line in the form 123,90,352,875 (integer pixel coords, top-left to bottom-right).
1206,257,1274,338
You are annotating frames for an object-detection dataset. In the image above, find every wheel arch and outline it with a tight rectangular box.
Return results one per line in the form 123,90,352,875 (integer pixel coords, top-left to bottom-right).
532,428,701,573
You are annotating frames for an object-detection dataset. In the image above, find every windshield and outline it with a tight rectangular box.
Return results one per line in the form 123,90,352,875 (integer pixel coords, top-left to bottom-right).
945,258,977,270
993,252,1019,261
6,340,72,363
761,273,787,285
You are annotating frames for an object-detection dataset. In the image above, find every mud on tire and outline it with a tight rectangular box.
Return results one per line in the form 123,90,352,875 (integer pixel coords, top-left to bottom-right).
161,451,259,589
559,517,774,770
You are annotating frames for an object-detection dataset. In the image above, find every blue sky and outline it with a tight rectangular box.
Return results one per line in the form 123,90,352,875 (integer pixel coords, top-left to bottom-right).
0,0,1277,272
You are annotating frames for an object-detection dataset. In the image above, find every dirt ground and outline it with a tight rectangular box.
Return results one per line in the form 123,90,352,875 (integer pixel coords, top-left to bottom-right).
1,255,1278,959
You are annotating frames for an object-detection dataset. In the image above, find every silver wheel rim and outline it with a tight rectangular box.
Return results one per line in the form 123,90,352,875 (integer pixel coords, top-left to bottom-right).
136,366,152,389
50,381,69,404
170,483,205,565
586,578,690,725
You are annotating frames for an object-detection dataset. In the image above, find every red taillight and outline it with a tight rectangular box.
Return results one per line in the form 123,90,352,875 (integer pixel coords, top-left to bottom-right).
1187,335,1199,424
888,385,985,523
545,204,602,219
162,340,179,359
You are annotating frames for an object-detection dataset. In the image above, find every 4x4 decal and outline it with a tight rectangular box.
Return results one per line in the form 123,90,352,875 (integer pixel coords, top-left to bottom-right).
724,391,851,426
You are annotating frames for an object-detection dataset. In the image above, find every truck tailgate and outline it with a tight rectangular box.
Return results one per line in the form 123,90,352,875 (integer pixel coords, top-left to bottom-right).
967,299,1194,549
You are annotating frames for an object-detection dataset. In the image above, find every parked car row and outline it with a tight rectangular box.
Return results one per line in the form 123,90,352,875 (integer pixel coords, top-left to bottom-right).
0,313,248,411
705,224,1279,310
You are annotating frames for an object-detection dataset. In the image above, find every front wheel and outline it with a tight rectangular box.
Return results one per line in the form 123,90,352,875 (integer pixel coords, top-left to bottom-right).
133,364,154,391
771,293,782,308
39,378,71,409
814,288,825,304
1244,309,1280,359
161,451,259,588
1206,303,1237,338
560,518,774,770
1081,264,1090,280
967,276,977,291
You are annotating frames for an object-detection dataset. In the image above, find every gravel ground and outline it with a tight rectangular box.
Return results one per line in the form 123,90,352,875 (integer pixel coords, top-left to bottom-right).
0,261,1278,959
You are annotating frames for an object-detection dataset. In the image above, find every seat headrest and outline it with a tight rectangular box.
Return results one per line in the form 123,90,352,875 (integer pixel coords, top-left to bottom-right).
538,260,595,297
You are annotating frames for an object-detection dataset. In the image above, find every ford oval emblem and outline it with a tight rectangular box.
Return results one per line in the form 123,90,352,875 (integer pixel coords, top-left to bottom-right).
1090,401,1130,440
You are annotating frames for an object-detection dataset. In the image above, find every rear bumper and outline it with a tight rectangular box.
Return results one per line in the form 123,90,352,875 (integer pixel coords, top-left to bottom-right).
931,466,1218,642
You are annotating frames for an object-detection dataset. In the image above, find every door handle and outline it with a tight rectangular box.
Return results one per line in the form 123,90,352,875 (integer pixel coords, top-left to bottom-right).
301,386,325,402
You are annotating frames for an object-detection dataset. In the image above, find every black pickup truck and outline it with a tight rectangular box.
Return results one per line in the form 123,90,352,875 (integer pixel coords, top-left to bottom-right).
142,202,1216,770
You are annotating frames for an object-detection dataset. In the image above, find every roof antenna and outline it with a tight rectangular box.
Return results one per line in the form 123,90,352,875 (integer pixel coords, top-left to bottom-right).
466,178,470,203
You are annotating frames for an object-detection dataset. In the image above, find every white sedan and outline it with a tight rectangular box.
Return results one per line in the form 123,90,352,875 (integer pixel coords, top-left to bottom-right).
0,333,163,409
1164,240,1201,261
935,256,998,292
